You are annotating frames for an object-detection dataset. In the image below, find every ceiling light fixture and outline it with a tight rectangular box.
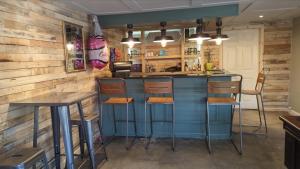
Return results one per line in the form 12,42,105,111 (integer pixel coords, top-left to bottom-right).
259,15,264,18
121,24,141,49
188,19,211,46
209,17,229,45
153,21,174,47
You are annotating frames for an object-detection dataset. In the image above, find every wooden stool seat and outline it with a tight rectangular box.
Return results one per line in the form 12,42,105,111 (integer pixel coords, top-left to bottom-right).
0,148,49,169
147,97,174,104
241,89,260,95
208,97,238,105
104,97,133,104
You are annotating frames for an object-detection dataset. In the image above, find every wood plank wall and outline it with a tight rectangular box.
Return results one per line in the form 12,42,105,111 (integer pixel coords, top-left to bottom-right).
103,28,124,51
263,20,292,112
0,0,110,165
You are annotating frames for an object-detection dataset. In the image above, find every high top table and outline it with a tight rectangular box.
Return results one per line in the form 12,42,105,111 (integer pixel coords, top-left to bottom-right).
11,92,97,169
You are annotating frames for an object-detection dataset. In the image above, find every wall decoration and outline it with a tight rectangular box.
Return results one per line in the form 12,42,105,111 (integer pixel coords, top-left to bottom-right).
63,22,87,73
88,15,109,70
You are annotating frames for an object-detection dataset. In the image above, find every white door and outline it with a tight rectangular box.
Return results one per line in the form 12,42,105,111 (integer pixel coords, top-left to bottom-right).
222,29,259,108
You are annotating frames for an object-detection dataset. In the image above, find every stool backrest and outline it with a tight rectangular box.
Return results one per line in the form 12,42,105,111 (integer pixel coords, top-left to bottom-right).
208,81,241,94
96,78,127,97
255,73,265,92
143,77,173,96
208,75,243,101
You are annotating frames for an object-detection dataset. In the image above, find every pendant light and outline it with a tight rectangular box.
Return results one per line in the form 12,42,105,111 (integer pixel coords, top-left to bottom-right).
153,21,174,47
188,19,211,46
209,17,229,45
121,24,141,48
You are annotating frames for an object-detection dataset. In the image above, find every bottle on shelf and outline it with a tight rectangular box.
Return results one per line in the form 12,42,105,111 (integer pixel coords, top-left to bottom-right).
184,61,189,72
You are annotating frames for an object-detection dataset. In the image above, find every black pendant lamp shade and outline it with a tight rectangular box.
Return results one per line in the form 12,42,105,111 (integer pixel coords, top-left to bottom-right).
153,21,174,47
188,19,211,44
121,24,141,48
209,17,229,45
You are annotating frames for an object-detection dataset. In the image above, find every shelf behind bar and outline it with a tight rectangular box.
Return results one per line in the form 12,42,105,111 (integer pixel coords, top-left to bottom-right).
145,56,181,60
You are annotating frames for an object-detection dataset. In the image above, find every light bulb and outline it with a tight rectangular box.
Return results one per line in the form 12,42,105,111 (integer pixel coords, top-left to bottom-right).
215,38,222,45
128,40,134,48
161,40,167,47
197,43,202,51
196,39,203,46
66,42,74,51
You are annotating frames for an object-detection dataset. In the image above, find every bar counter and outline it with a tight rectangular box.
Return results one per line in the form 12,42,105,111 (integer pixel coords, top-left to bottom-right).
101,72,233,139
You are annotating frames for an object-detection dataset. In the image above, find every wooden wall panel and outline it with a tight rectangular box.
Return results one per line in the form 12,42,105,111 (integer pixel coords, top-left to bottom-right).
0,0,110,166
263,20,292,112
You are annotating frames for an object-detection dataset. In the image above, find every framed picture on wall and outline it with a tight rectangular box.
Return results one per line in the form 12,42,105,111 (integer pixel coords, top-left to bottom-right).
63,21,87,73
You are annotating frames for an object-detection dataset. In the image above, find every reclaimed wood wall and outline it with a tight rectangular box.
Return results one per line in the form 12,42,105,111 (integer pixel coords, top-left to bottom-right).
0,0,110,165
102,28,125,62
263,20,292,112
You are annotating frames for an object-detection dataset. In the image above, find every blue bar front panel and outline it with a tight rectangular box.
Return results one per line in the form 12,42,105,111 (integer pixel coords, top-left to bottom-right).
101,77,232,139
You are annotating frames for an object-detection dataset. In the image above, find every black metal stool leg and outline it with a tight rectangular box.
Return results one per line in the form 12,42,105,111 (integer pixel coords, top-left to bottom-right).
50,106,60,169
150,104,153,138
172,103,175,151
126,103,129,150
33,106,39,148
97,120,104,144
206,103,212,154
32,107,39,169
97,119,108,160
85,121,96,169
125,101,137,150
145,103,152,150
112,105,117,135
239,104,243,154
260,94,268,134
144,101,148,149
78,125,85,159
230,105,235,137
132,101,137,137
99,103,103,135
256,94,263,128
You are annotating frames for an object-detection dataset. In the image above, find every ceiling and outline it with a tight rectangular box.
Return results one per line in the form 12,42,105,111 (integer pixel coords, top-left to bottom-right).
63,0,300,24
227,0,300,25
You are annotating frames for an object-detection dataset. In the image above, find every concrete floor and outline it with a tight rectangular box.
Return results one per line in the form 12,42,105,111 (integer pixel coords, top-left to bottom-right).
100,110,287,169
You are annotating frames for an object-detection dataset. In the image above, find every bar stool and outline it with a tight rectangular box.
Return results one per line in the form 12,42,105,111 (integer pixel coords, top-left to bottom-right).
143,77,175,151
71,112,108,169
0,148,49,169
206,75,243,154
242,73,267,134
96,78,137,150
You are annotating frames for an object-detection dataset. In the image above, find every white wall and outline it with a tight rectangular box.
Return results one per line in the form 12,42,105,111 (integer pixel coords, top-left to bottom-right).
289,17,300,113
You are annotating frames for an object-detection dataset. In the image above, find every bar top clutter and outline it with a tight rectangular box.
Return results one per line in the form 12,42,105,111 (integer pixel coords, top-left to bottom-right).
113,70,236,79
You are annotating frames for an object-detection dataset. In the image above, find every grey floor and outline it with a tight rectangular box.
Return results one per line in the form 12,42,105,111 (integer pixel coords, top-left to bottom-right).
100,110,287,169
